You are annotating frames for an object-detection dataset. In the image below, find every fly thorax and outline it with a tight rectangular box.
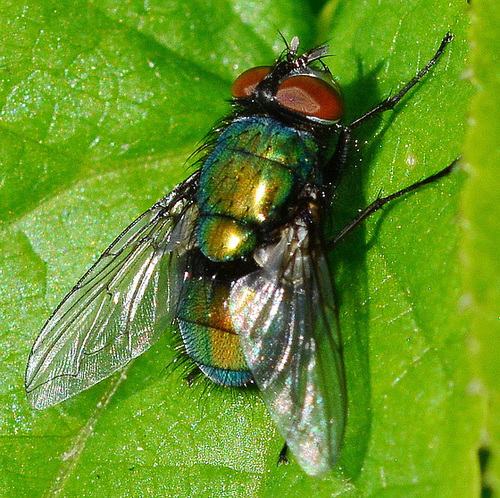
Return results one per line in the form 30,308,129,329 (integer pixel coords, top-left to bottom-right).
196,116,320,262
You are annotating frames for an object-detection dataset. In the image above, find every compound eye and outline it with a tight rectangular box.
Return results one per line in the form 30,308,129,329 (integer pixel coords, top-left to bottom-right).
276,75,344,121
231,66,272,98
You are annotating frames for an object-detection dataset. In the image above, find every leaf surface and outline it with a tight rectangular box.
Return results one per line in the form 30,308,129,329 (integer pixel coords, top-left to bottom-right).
0,0,485,496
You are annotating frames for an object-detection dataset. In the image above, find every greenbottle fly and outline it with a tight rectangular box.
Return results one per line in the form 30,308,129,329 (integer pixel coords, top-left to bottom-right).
25,34,456,476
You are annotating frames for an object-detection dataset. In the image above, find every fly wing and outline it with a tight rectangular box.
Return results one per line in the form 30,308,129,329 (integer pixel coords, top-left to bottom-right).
229,218,346,476
25,175,199,409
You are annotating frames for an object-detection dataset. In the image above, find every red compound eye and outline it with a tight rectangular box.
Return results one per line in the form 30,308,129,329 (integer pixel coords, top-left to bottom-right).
276,75,343,121
231,66,272,98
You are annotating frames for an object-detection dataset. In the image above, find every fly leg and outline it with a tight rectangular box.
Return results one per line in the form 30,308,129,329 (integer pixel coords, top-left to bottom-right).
278,442,289,466
329,33,454,180
327,158,459,249
349,33,453,130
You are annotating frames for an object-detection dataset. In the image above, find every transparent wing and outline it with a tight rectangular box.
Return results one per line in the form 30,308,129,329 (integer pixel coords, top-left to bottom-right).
229,218,346,476
25,174,199,409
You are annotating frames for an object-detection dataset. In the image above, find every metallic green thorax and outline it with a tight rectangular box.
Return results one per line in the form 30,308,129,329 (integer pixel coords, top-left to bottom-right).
197,116,319,262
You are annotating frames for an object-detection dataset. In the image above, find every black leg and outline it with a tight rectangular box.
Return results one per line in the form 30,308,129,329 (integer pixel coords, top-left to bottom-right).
328,33,454,182
185,367,201,386
278,442,289,466
348,33,453,130
328,158,459,250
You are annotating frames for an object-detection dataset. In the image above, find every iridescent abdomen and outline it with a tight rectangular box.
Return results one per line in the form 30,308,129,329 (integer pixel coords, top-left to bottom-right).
197,116,318,262
177,268,253,386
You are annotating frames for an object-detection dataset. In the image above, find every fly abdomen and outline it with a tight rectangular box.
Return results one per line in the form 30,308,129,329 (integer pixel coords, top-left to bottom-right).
197,116,319,262
176,259,253,387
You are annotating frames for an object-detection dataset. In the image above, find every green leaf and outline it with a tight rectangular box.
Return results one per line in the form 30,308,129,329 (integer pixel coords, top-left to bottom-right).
462,0,500,495
0,0,485,496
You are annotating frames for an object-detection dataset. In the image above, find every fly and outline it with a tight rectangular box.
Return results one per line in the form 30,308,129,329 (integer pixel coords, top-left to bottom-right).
25,34,456,476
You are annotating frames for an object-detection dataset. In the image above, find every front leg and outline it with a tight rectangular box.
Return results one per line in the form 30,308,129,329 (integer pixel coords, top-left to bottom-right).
329,33,454,181
348,33,453,130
